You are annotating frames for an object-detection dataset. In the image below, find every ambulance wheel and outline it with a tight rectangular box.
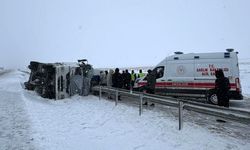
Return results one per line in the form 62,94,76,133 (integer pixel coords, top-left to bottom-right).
207,91,218,105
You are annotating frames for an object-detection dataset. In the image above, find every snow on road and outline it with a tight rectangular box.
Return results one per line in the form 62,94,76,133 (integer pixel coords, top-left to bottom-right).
22,93,249,150
240,62,250,98
0,70,250,150
0,71,35,150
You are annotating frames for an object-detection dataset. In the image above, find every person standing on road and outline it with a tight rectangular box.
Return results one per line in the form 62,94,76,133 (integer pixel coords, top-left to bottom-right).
143,69,156,106
112,68,123,100
215,69,231,107
100,71,107,86
107,69,114,99
146,69,156,94
138,69,145,78
124,69,131,90
131,70,137,88
121,70,126,88
107,69,114,88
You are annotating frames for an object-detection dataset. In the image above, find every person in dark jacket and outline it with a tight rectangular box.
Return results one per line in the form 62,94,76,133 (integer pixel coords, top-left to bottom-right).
215,69,231,107
112,68,123,88
112,68,123,100
121,70,125,88
124,69,131,90
91,75,100,87
143,69,156,106
146,69,156,94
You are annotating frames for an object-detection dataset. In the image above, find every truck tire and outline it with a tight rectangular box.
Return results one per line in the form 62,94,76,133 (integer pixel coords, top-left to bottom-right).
207,90,218,105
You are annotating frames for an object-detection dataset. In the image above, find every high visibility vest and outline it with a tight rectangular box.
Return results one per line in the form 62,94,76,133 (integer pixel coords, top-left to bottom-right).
131,73,136,81
138,73,145,78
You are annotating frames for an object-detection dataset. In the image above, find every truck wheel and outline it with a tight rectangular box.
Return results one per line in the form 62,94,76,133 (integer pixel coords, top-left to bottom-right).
207,91,218,105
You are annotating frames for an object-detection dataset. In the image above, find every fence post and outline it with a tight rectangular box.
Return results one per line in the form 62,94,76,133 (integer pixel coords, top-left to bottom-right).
115,89,118,106
178,100,184,130
99,86,102,100
139,94,143,116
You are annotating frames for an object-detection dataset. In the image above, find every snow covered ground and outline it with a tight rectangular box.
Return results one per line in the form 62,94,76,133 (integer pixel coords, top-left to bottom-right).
0,64,250,150
239,62,250,98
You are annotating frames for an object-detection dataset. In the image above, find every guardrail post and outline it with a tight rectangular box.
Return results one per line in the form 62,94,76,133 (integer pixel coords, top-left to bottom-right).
115,89,118,106
99,86,102,100
178,100,184,130
139,94,143,116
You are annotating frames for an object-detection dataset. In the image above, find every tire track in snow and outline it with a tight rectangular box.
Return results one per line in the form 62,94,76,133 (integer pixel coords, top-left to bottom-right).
0,91,36,150
0,71,37,150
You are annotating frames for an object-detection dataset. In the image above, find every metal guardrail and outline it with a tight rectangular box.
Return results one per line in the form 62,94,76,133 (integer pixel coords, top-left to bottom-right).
92,86,250,130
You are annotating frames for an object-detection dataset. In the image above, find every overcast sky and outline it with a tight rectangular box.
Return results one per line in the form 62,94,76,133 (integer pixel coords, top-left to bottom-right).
0,0,250,69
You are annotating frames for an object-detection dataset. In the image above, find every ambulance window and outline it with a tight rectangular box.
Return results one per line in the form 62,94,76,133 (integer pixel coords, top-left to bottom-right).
154,66,164,79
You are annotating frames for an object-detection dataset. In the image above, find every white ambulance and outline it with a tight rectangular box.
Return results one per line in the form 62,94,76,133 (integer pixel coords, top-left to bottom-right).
136,49,243,104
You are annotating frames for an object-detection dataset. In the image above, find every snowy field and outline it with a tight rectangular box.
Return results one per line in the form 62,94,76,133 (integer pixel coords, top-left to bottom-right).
0,63,250,150
239,62,250,98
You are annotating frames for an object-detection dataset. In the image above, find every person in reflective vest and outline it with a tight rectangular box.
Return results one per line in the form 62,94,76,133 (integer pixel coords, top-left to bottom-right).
138,69,145,78
131,70,137,88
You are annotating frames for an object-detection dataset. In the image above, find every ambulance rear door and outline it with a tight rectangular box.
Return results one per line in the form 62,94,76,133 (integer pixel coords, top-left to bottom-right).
194,55,233,90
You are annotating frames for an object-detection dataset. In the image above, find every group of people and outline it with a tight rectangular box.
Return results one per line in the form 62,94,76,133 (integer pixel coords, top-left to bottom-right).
98,69,146,90
92,68,231,108
92,68,157,102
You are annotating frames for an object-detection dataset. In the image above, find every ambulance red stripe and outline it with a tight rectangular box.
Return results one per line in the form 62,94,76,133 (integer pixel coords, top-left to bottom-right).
138,82,237,89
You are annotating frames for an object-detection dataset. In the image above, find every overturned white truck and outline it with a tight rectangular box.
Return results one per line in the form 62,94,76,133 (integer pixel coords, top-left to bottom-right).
136,49,243,104
24,59,93,100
